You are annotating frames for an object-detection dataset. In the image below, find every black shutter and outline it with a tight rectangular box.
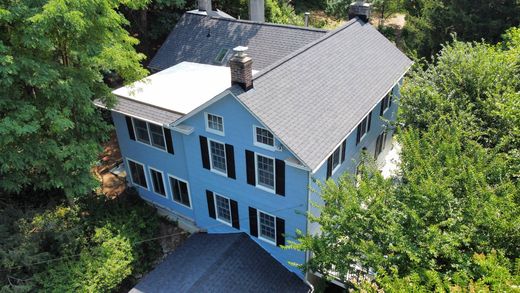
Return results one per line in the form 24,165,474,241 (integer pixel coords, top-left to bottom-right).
380,97,385,116
341,140,346,163
225,144,236,179
389,93,393,107
206,190,216,219
356,124,361,145
249,207,258,237
326,156,333,179
275,159,285,196
199,136,210,170
367,111,372,132
164,128,174,154
125,116,135,140
276,217,285,247
230,199,240,229
245,150,256,185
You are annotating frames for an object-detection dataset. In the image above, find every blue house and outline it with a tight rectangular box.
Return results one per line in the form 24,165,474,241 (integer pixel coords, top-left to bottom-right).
96,0,411,287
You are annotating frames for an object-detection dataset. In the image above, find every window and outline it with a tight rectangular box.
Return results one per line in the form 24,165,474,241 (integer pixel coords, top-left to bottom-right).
127,159,147,189
258,211,276,243
256,154,275,190
215,194,231,223
132,118,167,151
375,132,387,158
356,112,371,144
169,176,191,207
215,48,229,64
206,113,224,135
149,124,166,149
209,140,227,174
133,119,150,144
149,168,166,196
331,146,342,172
254,126,274,148
380,93,392,115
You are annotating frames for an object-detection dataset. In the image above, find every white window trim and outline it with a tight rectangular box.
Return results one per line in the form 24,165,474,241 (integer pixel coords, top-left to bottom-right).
148,166,167,197
207,138,228,177
131,118,168,153
205,112,225,136
167,174,192,209
213,193,232,226
149,123,168,150
382,94,391,114
253,125,276,151
254,153,276,194
257,209,277,246
126,157,149,190
358,115,370,142
331,144,343,176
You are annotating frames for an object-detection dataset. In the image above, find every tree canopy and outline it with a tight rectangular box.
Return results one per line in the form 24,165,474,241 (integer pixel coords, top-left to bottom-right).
290,27,520,291
402,0,520,58
0,0,148,198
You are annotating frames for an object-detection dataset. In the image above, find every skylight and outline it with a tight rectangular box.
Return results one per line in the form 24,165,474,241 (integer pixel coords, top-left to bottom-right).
215,48,229,64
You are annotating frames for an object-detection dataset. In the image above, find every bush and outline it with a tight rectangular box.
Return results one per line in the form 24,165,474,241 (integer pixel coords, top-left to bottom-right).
0,193,161,292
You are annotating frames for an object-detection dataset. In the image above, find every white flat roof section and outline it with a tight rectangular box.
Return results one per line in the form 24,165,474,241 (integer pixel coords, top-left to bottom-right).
112,62,232,114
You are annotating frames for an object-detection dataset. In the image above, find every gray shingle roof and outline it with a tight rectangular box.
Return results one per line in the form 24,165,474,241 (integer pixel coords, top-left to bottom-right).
94,97,182,125
148,12,327,71
130,233,310,293
236,19,412,171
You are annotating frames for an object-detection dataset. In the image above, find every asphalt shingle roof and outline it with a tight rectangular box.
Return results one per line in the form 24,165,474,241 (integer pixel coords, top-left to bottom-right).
94,97,182,125
148,12,327,71
236,18,412,171
129,233,310,293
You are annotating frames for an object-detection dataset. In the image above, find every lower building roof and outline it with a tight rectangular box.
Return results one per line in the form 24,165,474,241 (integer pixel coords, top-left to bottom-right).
129,233,310,293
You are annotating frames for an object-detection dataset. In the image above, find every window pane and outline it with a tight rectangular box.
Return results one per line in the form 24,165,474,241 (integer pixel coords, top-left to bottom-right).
207,114,224,133
259,212,276,242
129,161,147,188
256,127,274,146
332,147,341,169
210,141,227,173
150,169,165,196
149,124,165,149
170,177,190,207
215,195,231,223
134,119,150,144
257,155,274,189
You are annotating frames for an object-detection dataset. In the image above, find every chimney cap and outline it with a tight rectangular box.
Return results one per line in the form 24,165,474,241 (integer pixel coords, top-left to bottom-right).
233,46,249,57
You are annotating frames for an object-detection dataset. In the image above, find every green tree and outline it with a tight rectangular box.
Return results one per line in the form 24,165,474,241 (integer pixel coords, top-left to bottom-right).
290,29,520,291
0,0,148,198
402,0,520,58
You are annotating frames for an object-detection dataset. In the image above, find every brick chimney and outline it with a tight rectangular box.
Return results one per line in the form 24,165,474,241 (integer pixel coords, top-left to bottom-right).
230,46,253,91
348,0,371,22
198,0,212,12
249,0,265,22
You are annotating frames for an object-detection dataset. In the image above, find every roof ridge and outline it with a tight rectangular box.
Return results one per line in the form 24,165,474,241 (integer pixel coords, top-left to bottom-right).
185,11,328,33
252,17,361,81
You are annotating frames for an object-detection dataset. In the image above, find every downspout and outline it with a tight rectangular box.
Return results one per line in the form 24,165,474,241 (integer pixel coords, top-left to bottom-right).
304,171,313,289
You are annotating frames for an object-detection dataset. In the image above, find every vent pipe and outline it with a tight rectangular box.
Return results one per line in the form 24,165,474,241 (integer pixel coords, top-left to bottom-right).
249,0,265,22
198,0,212,12
304,12,310,27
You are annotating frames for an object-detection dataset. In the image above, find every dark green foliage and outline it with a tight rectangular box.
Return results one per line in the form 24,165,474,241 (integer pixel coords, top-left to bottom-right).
290,28,520,291
402,0,520,58
0,193,161,292
0,0,148,198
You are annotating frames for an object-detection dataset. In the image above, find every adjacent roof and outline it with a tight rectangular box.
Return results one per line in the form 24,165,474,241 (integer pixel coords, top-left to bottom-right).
112,62,231,114
130,233,310,293
148,12,327,71
94,97,182,125
235,19,412,171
